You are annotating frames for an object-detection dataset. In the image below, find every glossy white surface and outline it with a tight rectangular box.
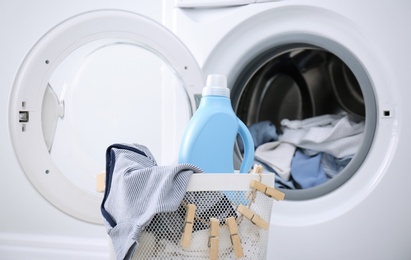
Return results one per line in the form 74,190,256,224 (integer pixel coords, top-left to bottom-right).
164,0,411,258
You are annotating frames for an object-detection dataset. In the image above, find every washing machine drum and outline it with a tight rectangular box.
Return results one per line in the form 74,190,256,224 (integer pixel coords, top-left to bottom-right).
236,48,364,127
233,47,368,200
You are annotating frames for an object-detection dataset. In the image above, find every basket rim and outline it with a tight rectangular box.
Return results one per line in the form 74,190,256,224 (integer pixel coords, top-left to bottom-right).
186,173,274,192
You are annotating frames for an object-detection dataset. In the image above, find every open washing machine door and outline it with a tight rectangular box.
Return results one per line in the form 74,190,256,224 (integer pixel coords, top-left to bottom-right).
8,10,204,224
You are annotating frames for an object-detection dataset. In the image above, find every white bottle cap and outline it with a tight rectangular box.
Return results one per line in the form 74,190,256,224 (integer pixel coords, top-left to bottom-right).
202,74,230,97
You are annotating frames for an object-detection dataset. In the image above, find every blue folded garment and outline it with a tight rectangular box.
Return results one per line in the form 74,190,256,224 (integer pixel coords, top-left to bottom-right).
238,120,278,152
290,149,329,189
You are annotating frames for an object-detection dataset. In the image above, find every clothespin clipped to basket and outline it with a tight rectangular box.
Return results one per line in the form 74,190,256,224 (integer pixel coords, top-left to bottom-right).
96,172,106,192
237,204,269,229
250,179,285,201
251,164,285,201
239,164,283,229
209,218,219,260
181,204,196,249
252,164,264,174
226,217,244,258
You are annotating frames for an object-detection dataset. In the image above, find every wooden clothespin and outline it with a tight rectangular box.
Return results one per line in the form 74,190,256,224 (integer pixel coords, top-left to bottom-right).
251,164,285,200
181,204,196,249
237,204,269,230
226,217,244,258
250,179,285,201
245,164,264,201
209,218,219,260
96,172,106,193
253,164,263,173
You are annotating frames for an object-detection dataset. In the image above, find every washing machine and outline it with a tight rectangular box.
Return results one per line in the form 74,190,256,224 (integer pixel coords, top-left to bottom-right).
2,0,411,259
162,0,411,259
1,0,205,259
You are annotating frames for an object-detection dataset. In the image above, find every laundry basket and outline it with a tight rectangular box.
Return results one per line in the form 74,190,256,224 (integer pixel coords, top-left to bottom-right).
129,172,280,260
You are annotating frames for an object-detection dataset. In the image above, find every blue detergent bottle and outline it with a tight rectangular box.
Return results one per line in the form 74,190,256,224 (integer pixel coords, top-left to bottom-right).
178,74,254,173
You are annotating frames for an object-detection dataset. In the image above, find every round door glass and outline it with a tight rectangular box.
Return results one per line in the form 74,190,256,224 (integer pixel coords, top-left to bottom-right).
44,39,191,194
231,43,375,200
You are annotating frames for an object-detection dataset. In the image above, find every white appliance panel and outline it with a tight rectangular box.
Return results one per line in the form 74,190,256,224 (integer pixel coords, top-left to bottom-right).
163,0,411,258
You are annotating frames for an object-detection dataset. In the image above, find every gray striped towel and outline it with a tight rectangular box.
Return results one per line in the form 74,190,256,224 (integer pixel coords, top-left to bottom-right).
101,143,203,260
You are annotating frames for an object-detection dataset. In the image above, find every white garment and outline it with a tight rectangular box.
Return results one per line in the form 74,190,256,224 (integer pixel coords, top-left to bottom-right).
279,114,364,158
254,141,296,181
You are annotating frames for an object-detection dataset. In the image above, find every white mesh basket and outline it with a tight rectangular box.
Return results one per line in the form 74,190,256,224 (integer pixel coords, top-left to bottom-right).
131,173,276,260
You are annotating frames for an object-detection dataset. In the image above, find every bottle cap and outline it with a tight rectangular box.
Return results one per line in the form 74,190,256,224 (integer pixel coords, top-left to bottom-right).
202,74,230,97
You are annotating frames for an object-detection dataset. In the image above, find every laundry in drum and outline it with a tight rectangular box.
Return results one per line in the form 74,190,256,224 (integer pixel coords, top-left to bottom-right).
239,113,364,190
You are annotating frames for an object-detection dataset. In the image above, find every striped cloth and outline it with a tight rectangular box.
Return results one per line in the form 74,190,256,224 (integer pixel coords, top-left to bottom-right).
101,143,203,260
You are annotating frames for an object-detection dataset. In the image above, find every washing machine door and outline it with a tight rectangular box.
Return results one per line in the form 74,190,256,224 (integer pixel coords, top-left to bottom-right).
9,10,204,224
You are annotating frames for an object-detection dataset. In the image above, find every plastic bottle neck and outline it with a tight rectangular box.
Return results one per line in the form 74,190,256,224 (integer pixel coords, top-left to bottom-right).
199,95,230,106
203,74,230,97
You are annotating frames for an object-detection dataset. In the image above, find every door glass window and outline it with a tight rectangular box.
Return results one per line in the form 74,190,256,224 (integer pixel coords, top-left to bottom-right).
232,45,374,200
43,40,191,194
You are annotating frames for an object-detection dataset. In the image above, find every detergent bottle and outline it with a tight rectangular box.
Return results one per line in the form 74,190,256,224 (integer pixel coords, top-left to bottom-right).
178,74,254,173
